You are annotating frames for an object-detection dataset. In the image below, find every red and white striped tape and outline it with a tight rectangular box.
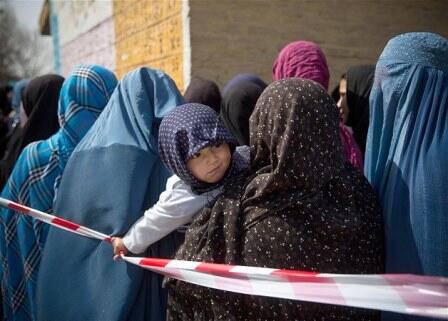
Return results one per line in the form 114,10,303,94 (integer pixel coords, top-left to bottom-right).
1,197,447,319
0,197,111,243
123,256,448,319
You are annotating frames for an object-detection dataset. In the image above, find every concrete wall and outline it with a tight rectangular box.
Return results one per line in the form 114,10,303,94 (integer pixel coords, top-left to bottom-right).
47,0,448,90
113,0,185,90
53,0,115,77
54,0,113,46
188,0,448,91
60,17,116,76
51,0,185,88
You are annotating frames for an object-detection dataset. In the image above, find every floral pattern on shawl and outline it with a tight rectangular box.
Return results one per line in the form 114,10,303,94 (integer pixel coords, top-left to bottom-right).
166,78,384,321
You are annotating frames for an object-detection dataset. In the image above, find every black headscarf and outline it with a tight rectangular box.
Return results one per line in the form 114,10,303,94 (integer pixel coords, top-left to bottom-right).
220,80,265,146
0,85,13,116
166,78,384,320
330,72,345,103
222,73,267,96
346,65,375,155
183,76,222,113
0,74,63,189
0,87,12,159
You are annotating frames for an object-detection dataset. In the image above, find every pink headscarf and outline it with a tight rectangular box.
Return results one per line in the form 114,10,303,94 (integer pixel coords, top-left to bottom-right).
273,40,364,172
272,40,330,90
339,122,364,172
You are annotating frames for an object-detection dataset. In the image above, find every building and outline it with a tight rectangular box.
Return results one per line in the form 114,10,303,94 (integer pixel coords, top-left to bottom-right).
39,0,448,92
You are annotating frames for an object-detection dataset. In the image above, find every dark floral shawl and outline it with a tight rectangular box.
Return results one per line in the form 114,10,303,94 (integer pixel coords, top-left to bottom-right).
166,78,384,321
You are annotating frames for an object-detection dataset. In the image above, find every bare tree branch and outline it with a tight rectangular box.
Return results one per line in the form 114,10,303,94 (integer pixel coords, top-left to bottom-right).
0,2,49,85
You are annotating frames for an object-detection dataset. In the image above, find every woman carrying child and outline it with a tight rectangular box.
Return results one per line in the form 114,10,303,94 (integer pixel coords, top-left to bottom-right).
166,78,384,320
111,102,250,258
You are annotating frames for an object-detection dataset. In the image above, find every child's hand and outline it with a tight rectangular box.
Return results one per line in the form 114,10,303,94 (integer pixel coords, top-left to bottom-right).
111,237,128,261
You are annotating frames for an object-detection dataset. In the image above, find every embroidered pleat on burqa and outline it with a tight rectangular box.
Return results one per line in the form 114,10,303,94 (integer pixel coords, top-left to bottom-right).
346,65,375,155
220,74,267,146
272,40,364,171
364,32,448,321
166,78,384,320
37,67,184,321
0,74,64,190
0,65,117,321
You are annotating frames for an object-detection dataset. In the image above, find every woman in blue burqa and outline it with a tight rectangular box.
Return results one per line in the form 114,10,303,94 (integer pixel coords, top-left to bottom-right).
37,67,184,321
364,32,448,321
0,65,117,321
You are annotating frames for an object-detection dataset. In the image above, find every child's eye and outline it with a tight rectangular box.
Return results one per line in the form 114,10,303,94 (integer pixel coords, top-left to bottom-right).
213,142,222,148
191,152,201,159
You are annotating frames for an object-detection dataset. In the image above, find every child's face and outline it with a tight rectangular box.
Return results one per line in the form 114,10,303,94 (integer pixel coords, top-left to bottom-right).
186,142,231,184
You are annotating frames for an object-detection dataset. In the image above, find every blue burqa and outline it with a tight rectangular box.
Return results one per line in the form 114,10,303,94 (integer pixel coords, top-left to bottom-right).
364,32,448,321
36,67,184,321
0,65,117,321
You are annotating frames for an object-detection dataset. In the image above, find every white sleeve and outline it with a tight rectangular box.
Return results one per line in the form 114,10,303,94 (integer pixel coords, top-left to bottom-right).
122,175,221,254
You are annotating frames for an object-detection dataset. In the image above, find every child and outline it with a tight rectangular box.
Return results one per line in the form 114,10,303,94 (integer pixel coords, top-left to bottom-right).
112,103,249,256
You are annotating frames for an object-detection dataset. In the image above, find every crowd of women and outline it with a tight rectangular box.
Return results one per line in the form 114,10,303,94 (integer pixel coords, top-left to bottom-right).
0,31,446,321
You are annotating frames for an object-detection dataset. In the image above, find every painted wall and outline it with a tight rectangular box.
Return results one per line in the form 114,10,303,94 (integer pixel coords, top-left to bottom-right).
48,0,447,91
60,17,116,76
51,0,115,77
188,0,448,90
54,0,113,46
49,0,60,74
113,0,185,90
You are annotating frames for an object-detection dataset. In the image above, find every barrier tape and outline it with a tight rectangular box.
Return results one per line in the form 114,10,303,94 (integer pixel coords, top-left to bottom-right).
1,197,447,319
0,197,111,243
123,256,448,319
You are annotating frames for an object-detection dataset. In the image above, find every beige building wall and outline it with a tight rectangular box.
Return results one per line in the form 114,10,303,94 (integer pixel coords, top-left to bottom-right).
113,0,185,90
53,0,115,76
60,18,116,76
188,0,448,91
54,0,114,46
